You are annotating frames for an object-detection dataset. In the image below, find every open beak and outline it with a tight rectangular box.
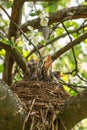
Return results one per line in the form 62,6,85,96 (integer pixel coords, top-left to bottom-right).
59,73,65,78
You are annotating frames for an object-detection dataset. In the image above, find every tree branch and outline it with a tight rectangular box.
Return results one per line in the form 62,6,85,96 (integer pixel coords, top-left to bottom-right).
2,0,24,85
26,23,87,59
21,5,87,32
58,88,87,130
0,80,26,130
0,41,28,74
62,22,78,74
25,0,59,1
52,32,87,61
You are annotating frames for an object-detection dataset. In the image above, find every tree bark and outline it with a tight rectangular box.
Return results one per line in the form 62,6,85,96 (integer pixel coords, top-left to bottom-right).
52,32,87,61
58,89,87,130
3,0,24,85
0,80,26,130
0,41,28,74
21,5,87,32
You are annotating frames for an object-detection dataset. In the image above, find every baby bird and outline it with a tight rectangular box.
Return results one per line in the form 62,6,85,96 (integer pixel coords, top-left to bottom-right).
50,71,64,81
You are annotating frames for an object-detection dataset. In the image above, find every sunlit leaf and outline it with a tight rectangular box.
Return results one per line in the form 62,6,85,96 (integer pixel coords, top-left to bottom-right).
0,49,5,56
23,50,30,57
0,64,3,72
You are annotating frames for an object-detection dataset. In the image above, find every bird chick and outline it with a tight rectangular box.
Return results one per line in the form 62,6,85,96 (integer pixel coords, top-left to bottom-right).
50,71,64,81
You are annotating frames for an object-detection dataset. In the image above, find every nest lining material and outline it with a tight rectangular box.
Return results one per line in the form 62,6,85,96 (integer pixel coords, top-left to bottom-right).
11,81,70,130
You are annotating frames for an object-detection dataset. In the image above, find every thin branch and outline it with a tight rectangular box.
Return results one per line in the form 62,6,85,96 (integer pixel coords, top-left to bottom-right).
52,32,87,61
0,27,6,35
64,69,77,75
59,79,87,89
77,74,87,83
48,22,60,39
0,5,41,59
59,80,79,93
22,99,35,130
62,22,78,74
26,23,87,59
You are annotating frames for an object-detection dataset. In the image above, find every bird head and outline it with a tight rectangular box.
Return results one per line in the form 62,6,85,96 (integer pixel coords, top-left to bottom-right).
52,71,64,79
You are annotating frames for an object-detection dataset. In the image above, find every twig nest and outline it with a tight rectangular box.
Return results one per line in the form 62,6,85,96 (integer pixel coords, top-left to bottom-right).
11,81,70,130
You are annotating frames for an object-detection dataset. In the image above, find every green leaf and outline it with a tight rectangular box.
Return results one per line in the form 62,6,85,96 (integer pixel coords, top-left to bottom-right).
30,12,37,16
16,46,23,54
1,38,9,45
23,50,30,57
0,50,5,56
0,65,3,73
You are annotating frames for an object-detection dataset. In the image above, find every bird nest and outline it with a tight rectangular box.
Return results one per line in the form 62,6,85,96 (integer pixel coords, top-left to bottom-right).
11,81,70,130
